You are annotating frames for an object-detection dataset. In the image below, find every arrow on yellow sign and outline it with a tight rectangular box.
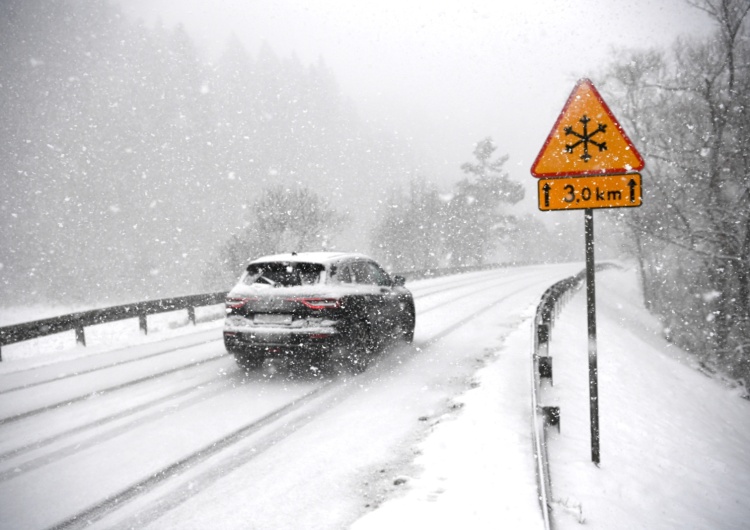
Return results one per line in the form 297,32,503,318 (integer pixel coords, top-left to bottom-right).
538,174,642,211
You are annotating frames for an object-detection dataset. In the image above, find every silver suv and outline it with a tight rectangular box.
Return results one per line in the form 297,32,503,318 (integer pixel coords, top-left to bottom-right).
223,252,415,373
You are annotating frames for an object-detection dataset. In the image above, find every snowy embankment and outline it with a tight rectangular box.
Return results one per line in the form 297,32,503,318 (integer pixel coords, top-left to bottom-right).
352,266,750,529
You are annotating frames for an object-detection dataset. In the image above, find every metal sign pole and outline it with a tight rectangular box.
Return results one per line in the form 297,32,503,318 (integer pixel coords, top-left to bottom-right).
584,208,600,465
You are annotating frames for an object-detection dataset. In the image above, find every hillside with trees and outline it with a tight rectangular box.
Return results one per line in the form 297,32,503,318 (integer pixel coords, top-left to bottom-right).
0,0,409,303
599,0,749,382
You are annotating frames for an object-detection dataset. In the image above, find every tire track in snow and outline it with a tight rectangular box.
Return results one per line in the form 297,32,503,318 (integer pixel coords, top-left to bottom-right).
0,353,227,426
416,270,541,316
0,370,243,477
2,267,552,529
46,379,339,530
0,273,525,475
0,270,530,427
419,280,543,346
0,336,222,395
67,274,549,530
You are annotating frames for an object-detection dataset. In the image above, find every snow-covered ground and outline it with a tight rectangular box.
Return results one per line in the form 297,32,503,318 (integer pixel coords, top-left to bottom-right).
547,269,750,530
353,266,750,529
0,264,748,529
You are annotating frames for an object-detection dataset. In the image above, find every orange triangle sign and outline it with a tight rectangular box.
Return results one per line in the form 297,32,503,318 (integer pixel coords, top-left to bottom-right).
531,78,644,178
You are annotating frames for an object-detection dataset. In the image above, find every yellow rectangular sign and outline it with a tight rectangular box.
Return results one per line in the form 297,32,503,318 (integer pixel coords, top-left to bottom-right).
538,173,642,211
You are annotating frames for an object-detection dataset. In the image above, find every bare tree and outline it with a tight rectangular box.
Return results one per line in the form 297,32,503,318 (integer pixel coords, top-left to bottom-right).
601,0,750,378
213,185,345,285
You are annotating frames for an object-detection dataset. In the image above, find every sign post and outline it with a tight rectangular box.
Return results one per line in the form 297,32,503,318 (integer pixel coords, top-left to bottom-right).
584,208,599,464
531,78,645,466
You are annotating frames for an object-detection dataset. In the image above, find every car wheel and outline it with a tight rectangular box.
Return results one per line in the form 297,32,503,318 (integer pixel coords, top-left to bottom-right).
233,347,264,372
346,320,375,373
322,345,349,375
224,335,239,354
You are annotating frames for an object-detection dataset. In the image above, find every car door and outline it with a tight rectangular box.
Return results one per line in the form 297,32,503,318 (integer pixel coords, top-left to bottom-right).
346,260,385,332
370,261,404,328
360,260,401,333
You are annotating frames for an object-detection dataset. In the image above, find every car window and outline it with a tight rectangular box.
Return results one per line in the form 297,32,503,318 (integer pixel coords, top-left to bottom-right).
243,262,324,287
366,262,392,286
335,263,353,283
349,261,391,286
349,262,373,284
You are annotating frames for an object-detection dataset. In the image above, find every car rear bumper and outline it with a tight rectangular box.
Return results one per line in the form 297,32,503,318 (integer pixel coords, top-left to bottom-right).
223,327,343,358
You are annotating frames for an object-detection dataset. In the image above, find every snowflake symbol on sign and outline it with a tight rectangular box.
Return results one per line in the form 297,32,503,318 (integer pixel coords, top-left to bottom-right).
564,114,607,162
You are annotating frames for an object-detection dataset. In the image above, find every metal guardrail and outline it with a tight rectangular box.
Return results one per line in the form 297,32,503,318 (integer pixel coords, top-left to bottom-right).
531,270,585,530
0,261,519,361
0,292,228,361
530,262,618,529
395,261,515,281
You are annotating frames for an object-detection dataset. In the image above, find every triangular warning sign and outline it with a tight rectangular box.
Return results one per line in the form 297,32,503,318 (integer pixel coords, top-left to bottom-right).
531,78,645,178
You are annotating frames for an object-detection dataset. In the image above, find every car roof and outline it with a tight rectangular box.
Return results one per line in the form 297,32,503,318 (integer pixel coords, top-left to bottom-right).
248,251,373,266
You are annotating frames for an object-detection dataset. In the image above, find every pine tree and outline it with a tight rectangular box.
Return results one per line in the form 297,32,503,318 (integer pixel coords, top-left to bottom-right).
445,138,524,266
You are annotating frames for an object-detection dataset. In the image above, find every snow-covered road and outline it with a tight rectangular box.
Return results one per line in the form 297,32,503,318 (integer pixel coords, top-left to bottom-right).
0,263,582,529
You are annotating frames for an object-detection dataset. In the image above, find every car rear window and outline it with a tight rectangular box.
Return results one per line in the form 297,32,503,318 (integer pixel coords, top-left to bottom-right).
243,262,325,287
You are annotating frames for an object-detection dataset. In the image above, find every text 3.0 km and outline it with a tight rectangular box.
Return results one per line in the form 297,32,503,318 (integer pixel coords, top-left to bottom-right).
537,173,642,211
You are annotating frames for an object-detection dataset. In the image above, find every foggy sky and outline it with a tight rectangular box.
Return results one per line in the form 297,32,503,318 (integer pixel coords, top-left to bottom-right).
117,0,714,205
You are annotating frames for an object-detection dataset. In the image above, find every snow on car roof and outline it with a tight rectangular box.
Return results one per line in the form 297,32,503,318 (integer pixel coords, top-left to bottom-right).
248,251,372,265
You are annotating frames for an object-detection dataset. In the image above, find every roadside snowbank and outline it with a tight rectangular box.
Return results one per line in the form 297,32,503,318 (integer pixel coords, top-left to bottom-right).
352,266,750,529
352,301,543,529
549,268,750,530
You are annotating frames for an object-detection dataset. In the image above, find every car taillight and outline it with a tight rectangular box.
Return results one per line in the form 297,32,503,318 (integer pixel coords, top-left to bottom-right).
292,298,342,310
226,297,251,309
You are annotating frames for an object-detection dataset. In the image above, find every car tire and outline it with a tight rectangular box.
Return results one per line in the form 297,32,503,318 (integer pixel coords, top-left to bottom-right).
346,320,375,373
232,346,264,372
224,335,237,354
322,345,348,375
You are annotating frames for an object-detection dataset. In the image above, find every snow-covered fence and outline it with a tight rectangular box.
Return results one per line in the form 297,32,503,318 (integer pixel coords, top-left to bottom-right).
0,292,227,361
530,262,618,528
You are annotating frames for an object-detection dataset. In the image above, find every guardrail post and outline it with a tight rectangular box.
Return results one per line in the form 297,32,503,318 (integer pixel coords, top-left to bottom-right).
538,356,553,385
537,323,549,356
542,406,560,432
139,314,148,335
188,306,196,326
75,325,86,346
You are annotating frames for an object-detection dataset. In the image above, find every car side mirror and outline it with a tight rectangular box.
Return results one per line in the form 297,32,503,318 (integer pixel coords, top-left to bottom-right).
393,275,406,287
